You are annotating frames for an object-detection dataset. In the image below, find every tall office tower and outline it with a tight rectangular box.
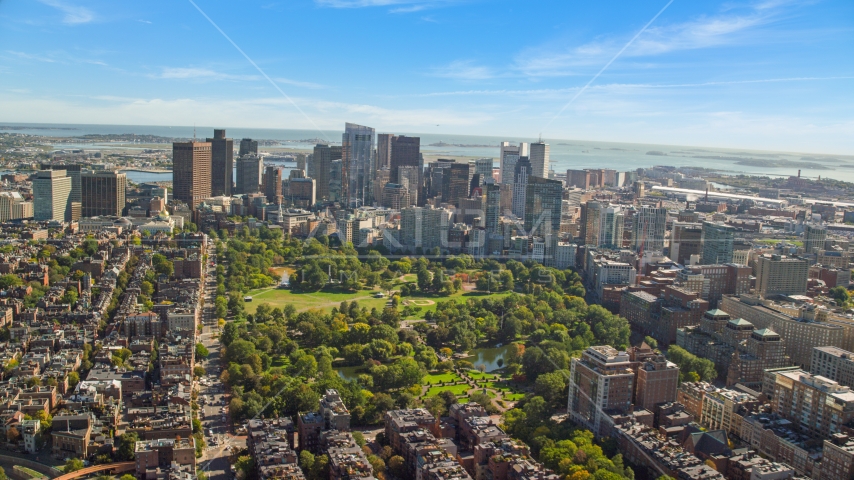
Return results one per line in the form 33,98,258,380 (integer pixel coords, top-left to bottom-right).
499,142,527,185
373,168,390,205
755,254,809,297
580,201,601,246
311,144,342,201
207,129,234,196
33,170,72,222
342,122,376,206
263,165,283,203
442,162,470,207
484,182,501,234
296,153,307,173
397,165,421,207
172,141,212,208
524,176,562,235
306,153,316,179
632,205,668,252
81,170,127,217
390,135,421,183
804,223,827,254
235,155,262,194
474,158,493,180
329,159,343,202
239,138,258,156
41,164,81,203
377,133,393,170
701,221,735,264
671,223,704,265
381,183,410,210
511,157,531,218
568,346,635,436
529,140,550,178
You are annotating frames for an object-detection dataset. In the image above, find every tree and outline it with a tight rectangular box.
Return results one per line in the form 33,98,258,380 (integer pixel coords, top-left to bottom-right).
194,366,206,378
6,426,19,442
195,343,210,359
352,431,366,448
643,336,658,349
120,475,137,480
388,456,406,478
63,459,84,474
830,286,851,305
117,431,139,460
0,467,6,480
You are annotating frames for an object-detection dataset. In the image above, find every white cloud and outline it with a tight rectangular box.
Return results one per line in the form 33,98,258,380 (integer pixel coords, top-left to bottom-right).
152,67,260,82
274,77,326,89
431,60,495,80
38,0,94,25
6,51,57,63
515,1,795,78
138,19,152,24
314,0,462,12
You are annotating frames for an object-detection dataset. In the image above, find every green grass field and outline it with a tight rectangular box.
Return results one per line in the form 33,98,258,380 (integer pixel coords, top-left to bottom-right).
245,287,389,314
423,372,463,384
424,384,470,397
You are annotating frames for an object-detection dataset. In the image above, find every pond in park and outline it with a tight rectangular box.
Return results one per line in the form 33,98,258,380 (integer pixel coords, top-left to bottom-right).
336,365,365,381
467,344,515,372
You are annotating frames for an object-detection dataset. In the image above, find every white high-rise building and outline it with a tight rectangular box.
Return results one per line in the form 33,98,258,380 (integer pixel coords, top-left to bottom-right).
399,206,452,252
529,141,550,178
33,170,72,222
632,205,668,253
499,142,528,185
511,157,531,220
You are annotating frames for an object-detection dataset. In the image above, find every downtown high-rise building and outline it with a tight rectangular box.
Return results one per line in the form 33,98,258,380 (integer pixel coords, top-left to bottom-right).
511,157,531,219
529,140,550,178
632,205,668,253
397,165,421,207
239,138,258,156
474,158,493,182
207,129,234,196
236,155,263,194
441,162,470,207
755,254,809,297
804,223,828,254
484,181,501,234
390,136,421,185
312,144,342,201
568,346,635,436
341,122,376,206
172,141,212,208
580,201,624,248
671,223,704,265
701,221,735,264
33,170,72,222
524,176,562,235
263,165,283,204
499,141,527,186
0,192,32,222
377,133,393,170
81,170,127,217
40,163,81,203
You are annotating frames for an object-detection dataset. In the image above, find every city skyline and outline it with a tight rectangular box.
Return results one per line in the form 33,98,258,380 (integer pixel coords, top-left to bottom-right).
0,0,852,153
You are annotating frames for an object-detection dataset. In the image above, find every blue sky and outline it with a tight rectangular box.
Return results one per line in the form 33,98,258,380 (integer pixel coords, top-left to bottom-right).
1,0,853,153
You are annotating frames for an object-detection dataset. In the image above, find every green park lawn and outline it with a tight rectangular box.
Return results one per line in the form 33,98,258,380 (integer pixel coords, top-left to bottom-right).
468,370,498,381
424,384,470,397
245,287,389,314
423,372,463,385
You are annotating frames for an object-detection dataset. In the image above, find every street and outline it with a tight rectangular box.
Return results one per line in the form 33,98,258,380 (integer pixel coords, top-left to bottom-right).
197,247,246,480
